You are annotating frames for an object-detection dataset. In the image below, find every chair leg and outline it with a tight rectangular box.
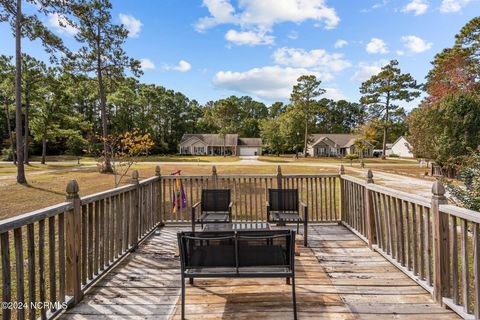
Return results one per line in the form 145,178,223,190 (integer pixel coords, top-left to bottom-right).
292,275,297,320
286,277,290,285
181,276,186,320
189,277,194,285
297,221,299,233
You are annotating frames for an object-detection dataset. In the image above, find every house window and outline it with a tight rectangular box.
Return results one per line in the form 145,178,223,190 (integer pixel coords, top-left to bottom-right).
193,146,205,154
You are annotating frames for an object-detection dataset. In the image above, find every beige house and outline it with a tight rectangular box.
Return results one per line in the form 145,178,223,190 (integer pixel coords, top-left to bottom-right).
179,134,262,156
306,134,374,158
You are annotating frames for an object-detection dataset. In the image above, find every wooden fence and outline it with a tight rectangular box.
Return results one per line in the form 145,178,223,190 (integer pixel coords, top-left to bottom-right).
1,165,479,320
160,166,340,223
341,169,480,320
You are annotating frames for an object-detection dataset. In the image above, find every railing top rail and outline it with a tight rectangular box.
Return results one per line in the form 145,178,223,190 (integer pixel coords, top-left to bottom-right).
80,183,136,204
139,176,160,185
341,174,431,208
439,204,480,224
161,173,341,179
366,183,431,208
0,202,72,233
340,174,366,186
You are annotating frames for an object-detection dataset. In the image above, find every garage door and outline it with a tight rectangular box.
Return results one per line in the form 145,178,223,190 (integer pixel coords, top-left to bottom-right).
239,147,258,156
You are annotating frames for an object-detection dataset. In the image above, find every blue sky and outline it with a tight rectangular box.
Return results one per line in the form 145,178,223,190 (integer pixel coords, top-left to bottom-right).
1,0,479,109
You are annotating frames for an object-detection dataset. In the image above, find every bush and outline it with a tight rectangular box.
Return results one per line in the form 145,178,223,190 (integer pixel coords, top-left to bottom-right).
345,154,359,160
389,153,400,158
1,148,13,161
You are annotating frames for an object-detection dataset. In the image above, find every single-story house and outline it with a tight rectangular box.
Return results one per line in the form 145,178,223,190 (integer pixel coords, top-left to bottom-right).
386,136,414,158
178,134,262,156
306,134,374,158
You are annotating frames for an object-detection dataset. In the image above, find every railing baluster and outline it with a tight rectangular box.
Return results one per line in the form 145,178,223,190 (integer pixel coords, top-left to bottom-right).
14,227,25,320
450,215,458,304
461,219,469,313
48,216,56,311
38,219,47,319
1,231,12,320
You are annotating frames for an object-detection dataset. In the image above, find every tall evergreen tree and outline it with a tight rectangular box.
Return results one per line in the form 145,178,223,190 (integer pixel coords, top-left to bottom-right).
0,0,69,183
66,0,141,172
290,75,325,157
360,60,420,159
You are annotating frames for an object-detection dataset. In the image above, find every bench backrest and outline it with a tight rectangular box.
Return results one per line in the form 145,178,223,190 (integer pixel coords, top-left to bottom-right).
201,189,231,213
177,230,295,274
268,189,299,213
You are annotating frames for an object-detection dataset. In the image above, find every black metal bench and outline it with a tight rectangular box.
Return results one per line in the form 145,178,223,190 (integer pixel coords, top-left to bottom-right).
177,229,297,320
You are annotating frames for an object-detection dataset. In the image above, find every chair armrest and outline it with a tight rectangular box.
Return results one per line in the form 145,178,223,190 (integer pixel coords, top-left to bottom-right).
300,202,307,209
192,202,201,209
229,201,234,208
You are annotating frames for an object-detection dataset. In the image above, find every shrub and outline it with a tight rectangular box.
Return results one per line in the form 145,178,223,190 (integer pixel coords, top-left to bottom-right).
389,153,400,158
1,148,13,161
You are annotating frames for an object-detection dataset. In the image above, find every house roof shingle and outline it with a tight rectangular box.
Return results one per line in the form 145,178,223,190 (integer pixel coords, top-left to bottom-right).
179,134,240,146
238,138,262,147
311,134,362,148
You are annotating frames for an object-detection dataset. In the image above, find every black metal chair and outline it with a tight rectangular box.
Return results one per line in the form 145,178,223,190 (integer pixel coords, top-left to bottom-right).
191,189,233,231
266,189,308,246
177,229,297,320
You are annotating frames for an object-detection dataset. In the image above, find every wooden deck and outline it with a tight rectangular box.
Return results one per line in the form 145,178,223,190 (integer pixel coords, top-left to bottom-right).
60,225,459,320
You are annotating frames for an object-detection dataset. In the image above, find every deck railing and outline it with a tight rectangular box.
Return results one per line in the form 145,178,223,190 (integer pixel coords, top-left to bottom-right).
160,166,340,223
0,165,479,320
341,168,480,320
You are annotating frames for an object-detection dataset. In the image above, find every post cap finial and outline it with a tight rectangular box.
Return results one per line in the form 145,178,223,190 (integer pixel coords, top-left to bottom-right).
66,180,79,198
132,170,139,180
432,180,445,196
212,165,217,175
155,166,161,176
277,165,282,175
366,169,374,183
340,165,345,175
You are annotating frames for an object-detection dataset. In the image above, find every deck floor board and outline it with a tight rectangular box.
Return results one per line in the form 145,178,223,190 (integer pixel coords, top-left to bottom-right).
60,225,459,320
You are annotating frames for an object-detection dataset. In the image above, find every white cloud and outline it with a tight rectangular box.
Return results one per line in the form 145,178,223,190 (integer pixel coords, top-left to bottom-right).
334,39,348,48
213,66,330,100
273,47,351,73
324,87,346,101
396,50,405,56
196,0,340,31
196,0,340,45
401,35,432,53
351,60,388,82
288,31,299,40
163,60,192,72
402,0,429,15
119,14,142,38
366,38,388,54
48,13,77,35
225,29,274,45
140,58,155,70
440,0,473,12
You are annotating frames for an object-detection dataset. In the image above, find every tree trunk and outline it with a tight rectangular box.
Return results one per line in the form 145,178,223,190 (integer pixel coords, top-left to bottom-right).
24,95,29,164
97,52,112,173
381,95,390,160
15,0,26,184
4,103,16,164
41,131,47,165
303,115,308,157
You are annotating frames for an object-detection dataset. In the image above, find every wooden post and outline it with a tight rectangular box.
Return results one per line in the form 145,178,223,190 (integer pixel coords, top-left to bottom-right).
131,170,140,251
65,180,83,304
339,165,345,222
212,165,218,188
277,166,283,189
432,181,449,304
365,170,376,248
155,166,164,227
